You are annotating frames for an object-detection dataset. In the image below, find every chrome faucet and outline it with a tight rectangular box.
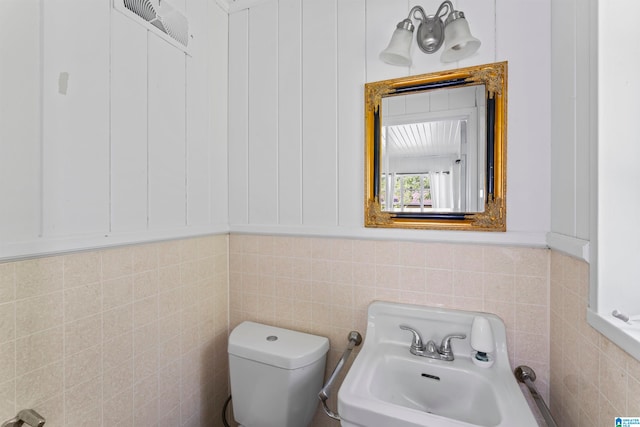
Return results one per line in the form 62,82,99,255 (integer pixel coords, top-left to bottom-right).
399,324,466,361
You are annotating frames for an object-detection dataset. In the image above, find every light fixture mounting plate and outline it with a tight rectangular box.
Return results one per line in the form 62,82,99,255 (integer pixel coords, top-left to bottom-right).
416,16,444,54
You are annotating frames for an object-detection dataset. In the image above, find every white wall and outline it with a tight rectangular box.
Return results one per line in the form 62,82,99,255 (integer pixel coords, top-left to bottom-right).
0,0,42,247
548,0,640,362
586,0,640,361
0,0,229,261
1,0,554,260
228,0,551,246
596,0,640,315
547,0,595,261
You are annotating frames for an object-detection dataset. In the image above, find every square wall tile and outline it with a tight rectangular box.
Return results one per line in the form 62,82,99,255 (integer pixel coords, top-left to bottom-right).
229,234,551,427
549,251,636,426
0,235,229,427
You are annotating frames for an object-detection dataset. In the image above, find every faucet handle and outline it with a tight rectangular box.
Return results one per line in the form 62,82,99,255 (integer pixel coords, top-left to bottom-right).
399,324,424,352
439,333,466,358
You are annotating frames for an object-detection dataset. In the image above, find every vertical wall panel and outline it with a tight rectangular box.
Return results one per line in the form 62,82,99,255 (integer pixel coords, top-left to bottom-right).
278,0,303,225
550,0,576,236
0,0,42,242
337,0,366,227
186,0,212,226
110,11,148,233
42,0,110,236
1,0,228,259
301,0,338,225
148,36,187,229
496,0,551,232
228,11,250,225
248,2,279,224
574,0,593,240
210,3,230,227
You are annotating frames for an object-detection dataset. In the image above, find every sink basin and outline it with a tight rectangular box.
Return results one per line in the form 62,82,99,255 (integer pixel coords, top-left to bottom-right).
338,301,538,427
369,346,502,425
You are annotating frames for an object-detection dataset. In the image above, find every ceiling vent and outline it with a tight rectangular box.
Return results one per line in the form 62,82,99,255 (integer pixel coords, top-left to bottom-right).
114,0,190,52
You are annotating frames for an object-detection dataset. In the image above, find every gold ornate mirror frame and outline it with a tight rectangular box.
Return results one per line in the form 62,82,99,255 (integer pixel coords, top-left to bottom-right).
364,61,507,231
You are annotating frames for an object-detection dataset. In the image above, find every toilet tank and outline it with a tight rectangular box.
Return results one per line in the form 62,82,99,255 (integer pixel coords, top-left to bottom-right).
228,321,330,427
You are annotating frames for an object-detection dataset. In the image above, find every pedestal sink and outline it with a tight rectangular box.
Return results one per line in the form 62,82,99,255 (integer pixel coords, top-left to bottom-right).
337,301,538,427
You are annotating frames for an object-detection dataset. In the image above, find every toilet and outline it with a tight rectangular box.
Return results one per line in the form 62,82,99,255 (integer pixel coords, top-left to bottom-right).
228,321,330,427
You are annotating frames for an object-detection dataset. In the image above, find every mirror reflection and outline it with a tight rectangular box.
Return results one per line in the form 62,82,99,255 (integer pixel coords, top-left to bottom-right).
364,62,507,231
380,85,485,213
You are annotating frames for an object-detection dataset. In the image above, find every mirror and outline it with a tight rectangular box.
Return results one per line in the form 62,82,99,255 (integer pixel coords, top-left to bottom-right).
364,62,507,231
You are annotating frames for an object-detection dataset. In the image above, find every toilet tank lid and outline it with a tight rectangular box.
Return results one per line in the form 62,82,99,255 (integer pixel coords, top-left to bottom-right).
228,321,329,369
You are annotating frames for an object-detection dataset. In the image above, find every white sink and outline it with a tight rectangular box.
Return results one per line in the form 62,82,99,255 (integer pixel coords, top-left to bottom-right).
337,301,538,427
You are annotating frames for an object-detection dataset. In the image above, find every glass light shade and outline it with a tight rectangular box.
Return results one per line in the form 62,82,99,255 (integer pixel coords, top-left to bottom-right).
440,16,481,62
380,27,413,66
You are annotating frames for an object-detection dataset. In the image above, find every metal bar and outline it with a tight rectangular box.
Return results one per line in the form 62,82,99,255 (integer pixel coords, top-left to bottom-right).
514,365,558,427
1,409,46,427
319,331,363,421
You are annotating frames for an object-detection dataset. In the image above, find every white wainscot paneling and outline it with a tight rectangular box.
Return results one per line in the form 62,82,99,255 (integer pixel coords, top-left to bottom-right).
227,0,551,246
1,0,229,261
550,0,592,241
550,0,577,236
209,1,230,227
0,0,42,244
574,0,594,240
148,35,187,229
301,0,338,225
248,1,279,224
228,10,250,225
337,0,366,228
186,0,213,226
110,10,148,233
496,0,551,234
277,0,303,225
42,0,111,237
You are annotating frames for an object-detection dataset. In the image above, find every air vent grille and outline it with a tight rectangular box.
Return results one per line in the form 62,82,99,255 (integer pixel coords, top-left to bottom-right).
117,0,189,49
154,2,189,46
123,0,156,21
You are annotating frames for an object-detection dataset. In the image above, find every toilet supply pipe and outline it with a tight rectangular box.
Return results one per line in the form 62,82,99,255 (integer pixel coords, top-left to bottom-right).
319,330,363,421
221,395,232,427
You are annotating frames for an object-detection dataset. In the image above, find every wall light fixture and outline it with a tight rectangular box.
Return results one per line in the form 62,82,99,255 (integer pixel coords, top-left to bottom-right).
380,1,480,66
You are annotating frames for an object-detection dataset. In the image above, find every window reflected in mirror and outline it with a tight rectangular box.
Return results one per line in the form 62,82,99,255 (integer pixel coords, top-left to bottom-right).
380,85,485,214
